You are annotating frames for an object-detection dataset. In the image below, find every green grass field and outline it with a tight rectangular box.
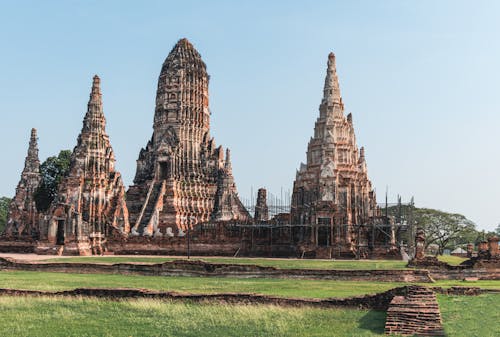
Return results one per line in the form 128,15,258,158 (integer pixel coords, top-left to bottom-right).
437,255,468,266
0,296,387,337
0,270,405,298
0,294,497,336
439,294,500,337
42,256,409,270
0,270,499,299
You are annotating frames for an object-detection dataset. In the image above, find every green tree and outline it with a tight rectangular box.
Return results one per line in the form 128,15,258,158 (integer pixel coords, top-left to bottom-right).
384,204,477,254
0,197,12,233
495,224,500,236
414,208,476,254
33,150,71,212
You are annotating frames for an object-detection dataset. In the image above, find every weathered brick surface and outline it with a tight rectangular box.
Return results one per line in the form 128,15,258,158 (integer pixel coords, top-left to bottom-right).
385,286,444,336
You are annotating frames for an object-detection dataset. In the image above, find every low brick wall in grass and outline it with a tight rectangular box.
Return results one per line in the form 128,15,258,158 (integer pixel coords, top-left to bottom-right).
0,257,433,282
0,286,407,310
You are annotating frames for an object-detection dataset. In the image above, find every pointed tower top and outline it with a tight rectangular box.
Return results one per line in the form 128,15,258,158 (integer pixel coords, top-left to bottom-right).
225,148,232,173
322,52,342,107
163,38,206,72
29,128,37,145
81,75,106,135
23,127,40,175
89,75,101,103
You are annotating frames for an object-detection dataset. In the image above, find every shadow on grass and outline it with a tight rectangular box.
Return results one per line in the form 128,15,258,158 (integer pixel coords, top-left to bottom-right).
358,310,386,335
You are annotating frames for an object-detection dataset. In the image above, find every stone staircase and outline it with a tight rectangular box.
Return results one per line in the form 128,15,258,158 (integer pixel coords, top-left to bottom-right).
137,181,164,234
385,286,444,336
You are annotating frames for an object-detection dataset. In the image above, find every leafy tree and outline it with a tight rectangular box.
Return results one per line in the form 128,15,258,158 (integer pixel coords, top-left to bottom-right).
33,150,71,212
495,224,500,236
414,208,476,254
0,197,12,233
384,204,477,254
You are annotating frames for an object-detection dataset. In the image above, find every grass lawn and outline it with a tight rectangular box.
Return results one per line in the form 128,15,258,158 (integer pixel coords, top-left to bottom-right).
437,255,468,266
0,270,499,299
42,256,409,270
439,294,500,337
0,296,387,337
0,270,405,298
0,294,497,336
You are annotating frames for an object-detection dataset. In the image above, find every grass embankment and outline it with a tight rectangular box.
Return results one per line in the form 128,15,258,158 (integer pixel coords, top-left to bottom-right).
42,256,409,270
0,296,386,337
0,270,499,299
439,294,500,336
0,270,403,298
0,294,497,337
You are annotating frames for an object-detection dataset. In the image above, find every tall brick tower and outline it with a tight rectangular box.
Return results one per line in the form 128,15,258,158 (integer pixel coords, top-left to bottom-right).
291,53,377,254
127,39,249,235
4,128,41,237
41,76,130,255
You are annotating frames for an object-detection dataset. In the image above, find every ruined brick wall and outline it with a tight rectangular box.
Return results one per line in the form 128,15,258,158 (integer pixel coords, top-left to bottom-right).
385,286,444,336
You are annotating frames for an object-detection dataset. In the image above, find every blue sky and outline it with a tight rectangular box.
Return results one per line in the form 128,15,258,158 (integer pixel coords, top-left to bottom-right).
0,0,499,231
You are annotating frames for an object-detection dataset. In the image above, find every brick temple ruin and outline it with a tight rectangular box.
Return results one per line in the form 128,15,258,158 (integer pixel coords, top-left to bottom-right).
36,76,130,255
126,38,250,237
1,39,401,257
290,52,394,257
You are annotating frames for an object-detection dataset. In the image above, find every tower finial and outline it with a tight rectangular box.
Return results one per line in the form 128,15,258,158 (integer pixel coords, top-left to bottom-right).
225,148,232,172
83,75,106,132
322,52,342,106
90,75,101,101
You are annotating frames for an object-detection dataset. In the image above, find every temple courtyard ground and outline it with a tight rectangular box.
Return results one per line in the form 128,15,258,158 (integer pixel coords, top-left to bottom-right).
0,254,498,336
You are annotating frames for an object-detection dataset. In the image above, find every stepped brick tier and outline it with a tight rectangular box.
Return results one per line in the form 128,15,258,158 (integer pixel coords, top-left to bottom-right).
126,38,249,236
37,76,130,255
385,286,444,336
3,129,41,238
290,53,395,255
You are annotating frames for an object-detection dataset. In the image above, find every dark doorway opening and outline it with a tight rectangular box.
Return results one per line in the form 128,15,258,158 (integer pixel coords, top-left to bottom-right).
317,218,331,246
158,161,170,180
56,220,65,245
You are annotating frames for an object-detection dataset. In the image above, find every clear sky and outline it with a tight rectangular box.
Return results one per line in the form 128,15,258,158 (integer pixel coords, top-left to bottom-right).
0,0,499,231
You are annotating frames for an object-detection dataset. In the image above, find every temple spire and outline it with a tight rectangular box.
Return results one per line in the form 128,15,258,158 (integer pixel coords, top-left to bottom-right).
25,128,40,174
82,75,106,132
322,52,342,106
89,75,102,106
224,148,232,173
